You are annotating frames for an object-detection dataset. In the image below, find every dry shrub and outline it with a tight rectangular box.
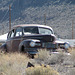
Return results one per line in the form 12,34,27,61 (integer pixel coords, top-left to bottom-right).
48,52,64,65
66,47,74,53
37,49,50,61
35,49,65,65
70,48,75,67
66,69,75,75
0,53,29,75
26,65,59,75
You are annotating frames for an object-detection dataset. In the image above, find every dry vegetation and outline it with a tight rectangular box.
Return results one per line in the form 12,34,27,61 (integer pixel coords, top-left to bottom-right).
0,51,59,75
0,53,29,75
26,65,59,75
36,49,50,61
70,48,75,67
34,48,75,75
0,48,75,75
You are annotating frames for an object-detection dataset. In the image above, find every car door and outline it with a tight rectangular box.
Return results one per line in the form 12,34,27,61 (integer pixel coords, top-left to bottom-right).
6,29,15,52
11,27,23,52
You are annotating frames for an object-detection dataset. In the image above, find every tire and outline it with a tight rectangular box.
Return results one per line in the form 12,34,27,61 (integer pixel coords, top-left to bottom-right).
0,48,7,53
31,54,34,59
0,44,7,53
19,46,25,53
27,54,35,59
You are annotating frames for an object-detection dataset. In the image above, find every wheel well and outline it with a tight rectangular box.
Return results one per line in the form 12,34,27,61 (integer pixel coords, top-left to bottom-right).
0,44,7,52
21,46,24,52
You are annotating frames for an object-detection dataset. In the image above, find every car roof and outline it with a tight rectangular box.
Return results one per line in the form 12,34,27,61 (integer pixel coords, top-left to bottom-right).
13,24,53,30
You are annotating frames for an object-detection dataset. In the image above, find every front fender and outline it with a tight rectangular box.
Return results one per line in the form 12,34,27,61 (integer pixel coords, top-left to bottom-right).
19,40,27,51
19,39,40,52
19,39,32,47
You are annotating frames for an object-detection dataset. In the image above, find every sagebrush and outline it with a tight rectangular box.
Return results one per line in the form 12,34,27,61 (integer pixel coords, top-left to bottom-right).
26,64,59,75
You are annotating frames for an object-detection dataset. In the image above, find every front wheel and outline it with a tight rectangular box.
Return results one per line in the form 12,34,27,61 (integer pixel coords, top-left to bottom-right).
19,46,26,53
27,54,35,59
31,54,35,59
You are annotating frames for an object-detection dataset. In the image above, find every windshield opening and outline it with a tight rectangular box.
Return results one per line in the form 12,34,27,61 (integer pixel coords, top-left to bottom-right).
23,26,53,35
23,27,39,35
38,27,53,35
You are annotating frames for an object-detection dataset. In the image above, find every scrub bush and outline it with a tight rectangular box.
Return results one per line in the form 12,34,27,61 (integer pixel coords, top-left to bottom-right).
37,49,50,61
26,64,59,75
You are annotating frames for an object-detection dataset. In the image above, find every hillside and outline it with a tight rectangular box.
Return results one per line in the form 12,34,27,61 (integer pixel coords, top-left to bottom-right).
0,0,75,39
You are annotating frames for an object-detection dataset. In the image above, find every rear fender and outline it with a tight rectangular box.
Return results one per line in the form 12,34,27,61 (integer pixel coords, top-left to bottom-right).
0,43,7,52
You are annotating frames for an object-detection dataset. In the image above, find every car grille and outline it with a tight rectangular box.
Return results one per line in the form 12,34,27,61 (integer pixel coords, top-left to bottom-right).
42,42,58,48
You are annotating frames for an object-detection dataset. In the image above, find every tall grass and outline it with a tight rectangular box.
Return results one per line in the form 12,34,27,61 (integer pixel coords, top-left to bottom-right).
0,53,29,75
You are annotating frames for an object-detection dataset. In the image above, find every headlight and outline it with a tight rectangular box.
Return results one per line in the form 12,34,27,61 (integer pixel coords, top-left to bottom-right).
30,41,35,47
64,43,70,49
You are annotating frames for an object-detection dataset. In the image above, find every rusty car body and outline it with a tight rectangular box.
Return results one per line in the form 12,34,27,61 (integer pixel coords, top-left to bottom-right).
0,24,70,56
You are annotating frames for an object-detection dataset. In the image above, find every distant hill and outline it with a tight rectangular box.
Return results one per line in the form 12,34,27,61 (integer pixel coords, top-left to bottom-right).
0,0,75,39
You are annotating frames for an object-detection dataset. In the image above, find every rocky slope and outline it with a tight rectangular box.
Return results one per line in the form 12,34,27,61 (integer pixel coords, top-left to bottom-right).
0,0,75,39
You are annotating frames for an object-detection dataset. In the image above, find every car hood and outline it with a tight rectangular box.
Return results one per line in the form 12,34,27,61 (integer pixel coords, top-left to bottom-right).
23,34,56,42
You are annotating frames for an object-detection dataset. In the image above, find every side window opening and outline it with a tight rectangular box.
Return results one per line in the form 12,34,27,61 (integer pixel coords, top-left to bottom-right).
10,30,15,38
15,27,23,37
7,29,15,39
7,32,11,39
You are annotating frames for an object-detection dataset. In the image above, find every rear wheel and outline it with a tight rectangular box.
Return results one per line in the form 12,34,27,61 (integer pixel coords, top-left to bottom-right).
0,44,7,53
0,48,7,53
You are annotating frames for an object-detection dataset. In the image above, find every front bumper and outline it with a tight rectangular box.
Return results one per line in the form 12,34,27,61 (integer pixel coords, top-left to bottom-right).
24,43,58,54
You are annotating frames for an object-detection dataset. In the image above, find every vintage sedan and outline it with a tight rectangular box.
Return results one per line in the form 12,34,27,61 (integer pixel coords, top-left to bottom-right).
0,24,70,56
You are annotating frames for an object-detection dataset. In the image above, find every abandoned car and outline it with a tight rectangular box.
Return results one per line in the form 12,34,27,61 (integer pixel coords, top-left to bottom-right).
0,24,70,55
